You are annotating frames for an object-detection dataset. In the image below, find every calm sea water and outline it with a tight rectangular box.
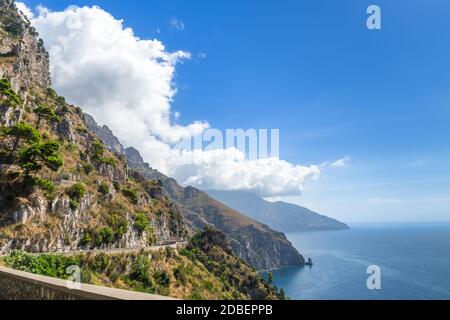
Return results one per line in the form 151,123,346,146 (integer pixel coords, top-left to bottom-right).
270,223,450,300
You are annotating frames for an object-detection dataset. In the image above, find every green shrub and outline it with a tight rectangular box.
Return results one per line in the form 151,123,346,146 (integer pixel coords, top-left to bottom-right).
35,178,55,193
46,88,58,100
69,198,79,211
0,78,21,108
106,213,128,240
67,183,86,200
155,270,171,287
189,290,204,300
113,181,121,192
90,140,116,166
98,182,110,196
134,212,149,235
129,257,153,287
5,251,80,280
97,227,114,245
174,265,188,285
56,96,66,106
82,163,94,175
79,231,93,247
115,220,128,240
123,188,138,205
146,226,156,245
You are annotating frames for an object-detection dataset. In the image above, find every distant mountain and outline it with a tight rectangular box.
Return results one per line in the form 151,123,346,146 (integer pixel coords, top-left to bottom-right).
207,190,349,233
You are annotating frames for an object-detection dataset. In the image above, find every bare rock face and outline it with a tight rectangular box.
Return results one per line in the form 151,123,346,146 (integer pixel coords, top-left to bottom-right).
56,120,75,142
0,0,51,128
84,113,125,155
97,163,127,182
0,189,178,254
10,196,46,225
144,185,167,201
0,103,22,126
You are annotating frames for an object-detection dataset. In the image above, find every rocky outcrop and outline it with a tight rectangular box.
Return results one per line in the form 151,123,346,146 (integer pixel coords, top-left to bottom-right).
56,119,75,142
96,163,127,183
84,113,125,155
0,0,50,92
0,0,50,129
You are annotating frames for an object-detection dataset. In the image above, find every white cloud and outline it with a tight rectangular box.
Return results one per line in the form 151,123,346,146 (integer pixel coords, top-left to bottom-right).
28,4,320,197
330,156,351,168
168,17,185,31
15,2,34,19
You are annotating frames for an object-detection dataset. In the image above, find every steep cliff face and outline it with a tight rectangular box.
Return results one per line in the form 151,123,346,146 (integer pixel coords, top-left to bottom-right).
84,114,125,155
0,0,186,254
85,117,305,270
0,0,50,127
0,1,50,87
173,185,305,270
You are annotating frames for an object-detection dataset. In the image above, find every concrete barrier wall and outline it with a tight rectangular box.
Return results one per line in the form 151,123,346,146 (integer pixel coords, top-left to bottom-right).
0,266,175,300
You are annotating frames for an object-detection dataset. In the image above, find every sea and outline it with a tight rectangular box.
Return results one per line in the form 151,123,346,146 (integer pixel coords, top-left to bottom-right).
270,223,450,300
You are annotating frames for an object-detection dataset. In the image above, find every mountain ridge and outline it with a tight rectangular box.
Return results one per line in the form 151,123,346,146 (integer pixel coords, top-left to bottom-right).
207,190,349,233
85,117,305,270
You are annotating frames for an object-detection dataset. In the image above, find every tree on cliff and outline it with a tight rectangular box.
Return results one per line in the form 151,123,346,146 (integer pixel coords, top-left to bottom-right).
0,122,40,162
34,105,61,129
0,78,21,108
19,141,63,176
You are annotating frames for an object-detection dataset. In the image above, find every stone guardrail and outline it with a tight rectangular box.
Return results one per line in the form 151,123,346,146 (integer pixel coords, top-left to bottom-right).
0,266,176,300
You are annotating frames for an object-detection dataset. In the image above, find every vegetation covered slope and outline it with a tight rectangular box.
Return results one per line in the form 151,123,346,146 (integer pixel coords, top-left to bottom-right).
85,137,305,270
0,0,283,300
1,228,284,300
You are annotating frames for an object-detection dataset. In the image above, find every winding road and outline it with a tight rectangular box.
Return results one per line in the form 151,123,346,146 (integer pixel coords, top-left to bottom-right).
0,241,188,258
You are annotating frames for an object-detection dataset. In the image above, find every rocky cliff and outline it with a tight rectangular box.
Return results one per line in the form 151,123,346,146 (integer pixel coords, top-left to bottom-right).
0,0,286,299
0,0,186,254
0,0,50,127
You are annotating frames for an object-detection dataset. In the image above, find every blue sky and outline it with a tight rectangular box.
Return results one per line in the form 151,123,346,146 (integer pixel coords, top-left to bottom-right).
21,0,450,223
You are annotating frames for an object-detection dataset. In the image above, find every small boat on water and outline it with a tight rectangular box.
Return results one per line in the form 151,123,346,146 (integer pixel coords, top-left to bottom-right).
305,257,314,266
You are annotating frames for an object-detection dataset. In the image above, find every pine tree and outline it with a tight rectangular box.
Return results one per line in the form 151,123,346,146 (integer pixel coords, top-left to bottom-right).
19,141,63,176
1,123,40,162
34,105,61,129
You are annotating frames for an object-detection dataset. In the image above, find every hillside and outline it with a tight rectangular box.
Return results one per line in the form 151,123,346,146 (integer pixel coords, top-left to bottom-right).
208,190,349,233
85,116,305,270
0,0,282,299
1,228,282,300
